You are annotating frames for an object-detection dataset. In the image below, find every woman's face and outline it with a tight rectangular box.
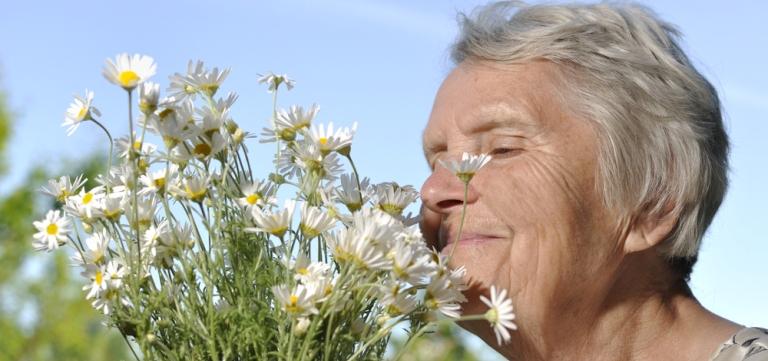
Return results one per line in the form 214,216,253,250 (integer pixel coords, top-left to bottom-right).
420,60,624,338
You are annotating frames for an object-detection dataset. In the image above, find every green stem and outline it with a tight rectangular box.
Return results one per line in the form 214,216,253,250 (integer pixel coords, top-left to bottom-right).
449,182,469,260
271,89,281,175
122,332,141,361
345,154,364,204
89,118,114,175
127,89,142,273
392,325,431,361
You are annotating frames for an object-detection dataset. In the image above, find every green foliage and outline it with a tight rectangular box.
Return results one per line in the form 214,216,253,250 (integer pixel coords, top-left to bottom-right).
0,85,129,360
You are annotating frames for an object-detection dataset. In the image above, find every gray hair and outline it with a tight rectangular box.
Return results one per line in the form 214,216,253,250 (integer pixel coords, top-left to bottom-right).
451,1,729,277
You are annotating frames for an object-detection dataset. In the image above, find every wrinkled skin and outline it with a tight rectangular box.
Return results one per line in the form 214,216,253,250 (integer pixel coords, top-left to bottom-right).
419,60,740,360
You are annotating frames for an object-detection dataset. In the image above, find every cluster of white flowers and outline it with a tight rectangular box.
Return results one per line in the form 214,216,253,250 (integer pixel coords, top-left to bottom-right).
34,53,517,360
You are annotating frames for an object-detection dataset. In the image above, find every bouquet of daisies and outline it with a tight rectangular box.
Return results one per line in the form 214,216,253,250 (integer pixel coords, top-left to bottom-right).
32,53,516,360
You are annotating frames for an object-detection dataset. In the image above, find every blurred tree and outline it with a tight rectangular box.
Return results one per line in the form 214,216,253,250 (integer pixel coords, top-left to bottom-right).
0,78,130,360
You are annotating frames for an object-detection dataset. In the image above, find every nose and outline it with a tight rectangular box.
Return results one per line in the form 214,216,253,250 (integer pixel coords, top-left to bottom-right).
421,164,480,212
420,163,479,248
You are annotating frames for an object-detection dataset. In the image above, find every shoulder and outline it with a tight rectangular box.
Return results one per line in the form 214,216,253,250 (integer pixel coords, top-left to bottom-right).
711,327,768,361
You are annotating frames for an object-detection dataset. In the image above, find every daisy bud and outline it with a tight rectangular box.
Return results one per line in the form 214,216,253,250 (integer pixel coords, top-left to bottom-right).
294,317,311,336
139,82,160,114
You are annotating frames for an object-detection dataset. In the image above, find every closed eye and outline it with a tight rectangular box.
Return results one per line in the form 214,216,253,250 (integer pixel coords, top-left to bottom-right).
491,148,523,158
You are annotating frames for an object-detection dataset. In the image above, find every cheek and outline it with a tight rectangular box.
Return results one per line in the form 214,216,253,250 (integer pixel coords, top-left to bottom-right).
446,240,514,315
476,154,607,302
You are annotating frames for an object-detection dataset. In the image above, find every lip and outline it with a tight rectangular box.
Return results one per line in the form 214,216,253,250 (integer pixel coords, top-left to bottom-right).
440,231,504,250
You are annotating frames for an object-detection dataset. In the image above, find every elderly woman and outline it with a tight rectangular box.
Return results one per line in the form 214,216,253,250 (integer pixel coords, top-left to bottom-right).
419,2,766,360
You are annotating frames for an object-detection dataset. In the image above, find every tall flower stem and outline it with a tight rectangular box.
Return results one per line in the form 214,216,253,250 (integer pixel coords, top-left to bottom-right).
89,118,114,175
271,89,281,175
345,154,364,203
449,182,469,260
391,324,431,361
127,90,141,268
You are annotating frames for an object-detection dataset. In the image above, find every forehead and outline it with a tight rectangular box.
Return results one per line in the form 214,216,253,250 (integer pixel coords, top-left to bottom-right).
423,60,564,144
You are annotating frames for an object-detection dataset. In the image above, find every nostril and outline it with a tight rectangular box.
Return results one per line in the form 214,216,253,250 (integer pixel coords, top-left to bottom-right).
436,199,464,209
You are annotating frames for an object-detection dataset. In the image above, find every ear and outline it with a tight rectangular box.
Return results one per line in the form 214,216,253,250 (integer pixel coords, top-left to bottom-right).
623,207,679,254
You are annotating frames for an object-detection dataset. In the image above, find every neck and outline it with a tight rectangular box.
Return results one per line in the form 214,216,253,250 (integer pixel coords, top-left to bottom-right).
468,251,742,361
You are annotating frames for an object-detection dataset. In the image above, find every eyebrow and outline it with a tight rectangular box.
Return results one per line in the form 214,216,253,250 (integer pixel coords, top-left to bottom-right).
461,102,535,135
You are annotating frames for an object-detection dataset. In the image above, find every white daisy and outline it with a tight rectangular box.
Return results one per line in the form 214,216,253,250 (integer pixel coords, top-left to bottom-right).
72,230,111,266
62,89,101,136
299,203,336,238
389,241,434,285
155,223,195,268
260,104,319,143
424,275,464,319
480,285,518,345
305,122,357,155
41,175,87,203
100,192,126,222
138,165,178,196
350,207,401,248
64,186,106,221
168,60,206,102
236,179,275,211
102,53,157,90
141,220,170,265
326,228,390,272
245,200,295,238
438,152,492,183
125,195,158,230
32,210,71,252
378,280,417,316
335,173,369,212
82,263,108,299
173,175,209,203
257,72,295,93
370,182,419,217
188,132,227,161
290,140,343,181
115,134,158,162
291,254,331,285
138,81,160,114
149,101,198,149
89,260,129,315
189,64,230,97
272,284,319,317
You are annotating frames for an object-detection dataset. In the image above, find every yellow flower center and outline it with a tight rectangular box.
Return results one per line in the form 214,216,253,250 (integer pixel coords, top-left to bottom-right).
46,223,59,235
269,226,288,238
158,108,175,119
286,295,301,313
193,143,212,157
485,308,499,324
95,271,103,285
246,194,260,205
300,223,321,238
319,137,328,145
153,177,166,189
456,172,474,183
77,107,88,120
297,268,309,276
377,203,403,216
133,140,142,150
118,70,140,88
200,83,219,96
184,184,207,202
82,192,94,205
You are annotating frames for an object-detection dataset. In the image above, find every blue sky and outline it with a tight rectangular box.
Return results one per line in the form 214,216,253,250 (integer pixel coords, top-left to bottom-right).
1,0,766,357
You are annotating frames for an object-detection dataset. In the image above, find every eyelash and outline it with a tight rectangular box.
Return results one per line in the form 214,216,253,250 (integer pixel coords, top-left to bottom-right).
490,147,522,157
